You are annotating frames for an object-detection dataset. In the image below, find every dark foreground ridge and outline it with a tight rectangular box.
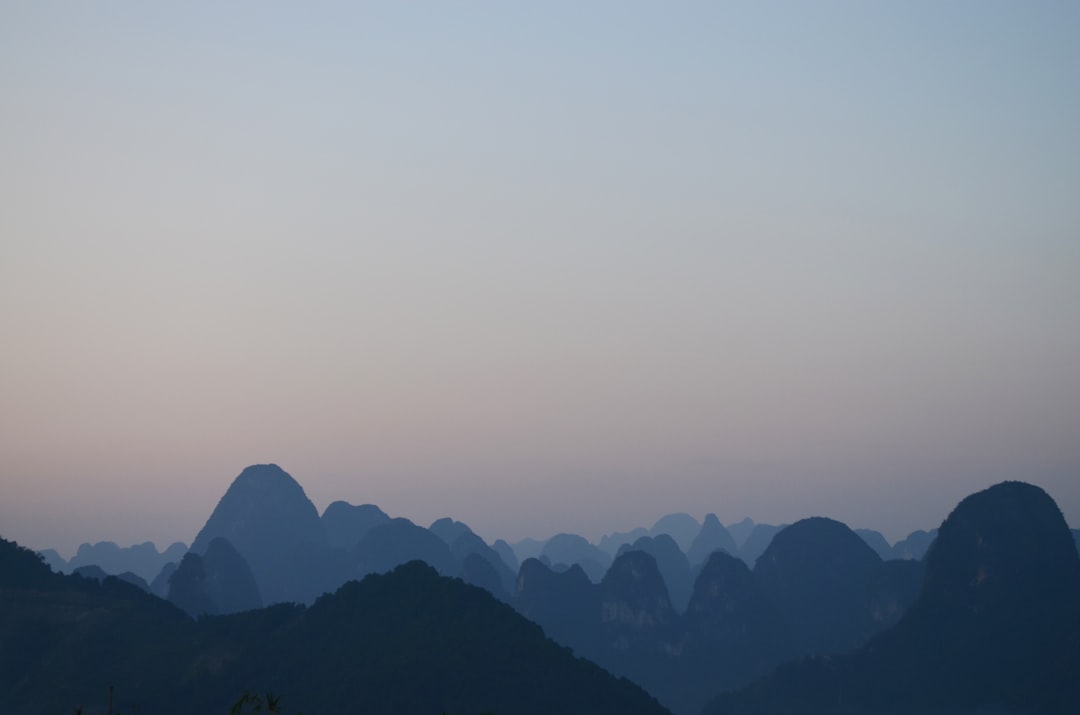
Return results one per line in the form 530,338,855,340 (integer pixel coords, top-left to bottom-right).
0,537,669,715
703,481,1080,715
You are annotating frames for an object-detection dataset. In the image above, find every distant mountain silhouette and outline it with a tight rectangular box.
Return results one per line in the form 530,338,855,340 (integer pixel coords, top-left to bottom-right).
726,517,756,549
704,481,1080,715
0,535,668,715
425,516,517,591
73,562,153,594
684,551,780,646
492,538,520,572
650,513,701,552
190,464,327,604
188,466,531,606
35,548,68,573
72,563,110,581
515,557,598,648
599,526,649,556
449,530,516,596
617,534,693,613
321,500,389,549
589,549,682,703
891,527,937,560
516,518,925,715
353,517,455,578
517,550,684,705
460,551,505,597
542,533,612,582
854,528,894,560
600,550,677,634
169,537,266,617
66,540,187,582
21,465,1077,715
738,523,784,567
429,516,473,544
167,551,218,617
673,550,790,715
1070,527,1078,555
754,517,914,656
687,513,739,568
73,565,151,593
150,560,178,598
510,536,546,564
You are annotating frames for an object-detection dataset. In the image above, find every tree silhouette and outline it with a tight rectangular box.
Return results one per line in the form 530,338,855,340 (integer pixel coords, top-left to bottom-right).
229,692,292,715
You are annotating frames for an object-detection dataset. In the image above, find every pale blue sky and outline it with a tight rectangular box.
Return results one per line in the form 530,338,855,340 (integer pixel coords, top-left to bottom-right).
2,2,1078,555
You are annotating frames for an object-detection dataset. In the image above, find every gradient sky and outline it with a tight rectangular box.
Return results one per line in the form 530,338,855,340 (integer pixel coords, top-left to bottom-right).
2,2,1078,557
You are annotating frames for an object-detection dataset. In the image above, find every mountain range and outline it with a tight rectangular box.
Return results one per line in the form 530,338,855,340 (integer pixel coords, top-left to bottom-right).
704,481,1080,715
0,537,667,715
10,466,1079,715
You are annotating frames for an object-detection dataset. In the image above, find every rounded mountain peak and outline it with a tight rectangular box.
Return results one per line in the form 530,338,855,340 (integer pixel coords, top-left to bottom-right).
230,463,306,495
191,464,322,550
921,480,1080,611
756,516,881,572
600,550,675,625
754,516,885,654
189,465,326,603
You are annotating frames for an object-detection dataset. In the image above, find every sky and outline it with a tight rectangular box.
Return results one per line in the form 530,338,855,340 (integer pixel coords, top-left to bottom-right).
2,2,1078,558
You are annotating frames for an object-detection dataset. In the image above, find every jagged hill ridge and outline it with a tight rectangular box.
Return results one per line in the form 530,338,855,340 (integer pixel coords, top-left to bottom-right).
123,463,944,615
0,536,669,715
703,481,1080,715
182,465,523,608
517,519,923,715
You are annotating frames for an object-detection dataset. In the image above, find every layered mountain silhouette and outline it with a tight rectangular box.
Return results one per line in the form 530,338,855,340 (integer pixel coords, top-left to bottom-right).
854,528,894,560
0,538,193,713
891,527,938,560
447,529,517,597
184,465,522,608
72,564,151,592
516,558,598,647
166,536,261,617
597,512,715,558
599,526,649,556
0,536,669,715
754,517,918,655
510,535,546,563
17,465,1076,715
726,517,756,549
190,464,327,604
492,537,520,572
649,513,702,552
517,517,923,715
687,513,739,568
429,516,473,544
704,481,1080,715
542,533,612,582
616,534,693,613
676,551,790,713
738,523,786,567
321,500,389,549
354,517,455,578
48,540,187,582
150,560,177,597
